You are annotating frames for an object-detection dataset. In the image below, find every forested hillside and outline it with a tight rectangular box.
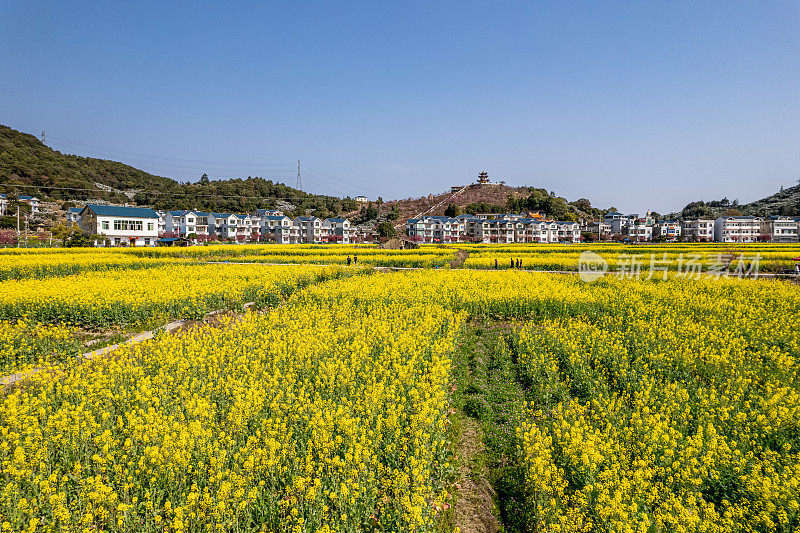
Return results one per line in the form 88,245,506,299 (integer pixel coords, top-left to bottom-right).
0,125,355,216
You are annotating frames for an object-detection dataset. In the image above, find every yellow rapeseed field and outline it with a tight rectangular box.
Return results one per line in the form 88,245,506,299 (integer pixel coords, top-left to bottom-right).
513,276,800,532
0,249,798,531
0,320,81,375
0,263,353,327
0,273,462,532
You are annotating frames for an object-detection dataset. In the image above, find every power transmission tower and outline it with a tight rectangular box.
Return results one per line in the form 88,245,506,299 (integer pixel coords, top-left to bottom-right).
41,131,46,144
296,159,302,190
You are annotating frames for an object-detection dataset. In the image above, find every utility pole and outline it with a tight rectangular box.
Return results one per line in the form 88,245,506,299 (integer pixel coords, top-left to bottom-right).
41,131,46,144
16,207,20,248
296,159,302,191
24,215,28,248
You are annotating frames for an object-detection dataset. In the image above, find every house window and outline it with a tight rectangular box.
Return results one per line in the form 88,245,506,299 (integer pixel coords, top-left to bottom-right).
113,219,144,231
102,221,109,230
147,223,154,231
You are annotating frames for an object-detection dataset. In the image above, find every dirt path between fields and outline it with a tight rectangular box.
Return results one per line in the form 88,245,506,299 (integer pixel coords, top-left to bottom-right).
0,303,257,387
453,417,501,533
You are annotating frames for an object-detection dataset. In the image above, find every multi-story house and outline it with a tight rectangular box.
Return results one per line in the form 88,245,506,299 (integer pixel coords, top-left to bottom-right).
653,221,681,241
625,223,653,242
761,216,798,243
513,218,547,243
294,216,327,243
714,216,763,243
155,210,167,236
605,212,654,235
66,207,83,225
19,195,39,215
0,194,39,216
430,216,465,243
79,204,159,246
585,220,612,240
209,213,236,241
325,218,352,243
233,214,254,241
555,221,581,243
166,210,211,239
260,215,297,244
406,216,466,243
681,219,714,241
224,214,254,242
473,217,515,243
603,212,629,234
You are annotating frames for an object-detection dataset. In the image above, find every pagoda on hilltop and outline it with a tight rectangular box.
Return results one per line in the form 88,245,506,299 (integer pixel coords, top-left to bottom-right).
477,171,490,184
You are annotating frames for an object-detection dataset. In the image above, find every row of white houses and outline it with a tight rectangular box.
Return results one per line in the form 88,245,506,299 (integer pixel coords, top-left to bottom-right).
595,212,800,243
72,205,356,246
64,204,800,246
405,213,582,243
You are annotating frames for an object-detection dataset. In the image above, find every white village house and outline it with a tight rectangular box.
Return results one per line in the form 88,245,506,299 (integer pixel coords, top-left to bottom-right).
0,194,39,216
714,216,763,243
760,216,799,243
681,219,714,241
79,204,159,246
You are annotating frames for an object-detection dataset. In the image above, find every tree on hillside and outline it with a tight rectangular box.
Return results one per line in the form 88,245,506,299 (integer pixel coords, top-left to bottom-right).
199,173,210,185
573,198,592,210
377,221,396,238
360,203,378,222
444,203,460,217
508,188,573,219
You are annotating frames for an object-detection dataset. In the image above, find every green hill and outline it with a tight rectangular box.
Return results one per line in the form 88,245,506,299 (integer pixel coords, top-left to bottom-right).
0,124,355,216
673,183,800,220
0,124,173,203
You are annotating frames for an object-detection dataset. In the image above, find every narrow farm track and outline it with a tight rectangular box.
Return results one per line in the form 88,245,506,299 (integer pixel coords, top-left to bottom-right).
0,305,262,386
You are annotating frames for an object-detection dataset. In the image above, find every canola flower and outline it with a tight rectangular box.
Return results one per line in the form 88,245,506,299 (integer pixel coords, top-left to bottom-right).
0,320,82,375
0,259,798,531
0,263,354,327
0,273,462,532
457,242,800,272
513,276,800,532
4,243,799,281
0,249,170,280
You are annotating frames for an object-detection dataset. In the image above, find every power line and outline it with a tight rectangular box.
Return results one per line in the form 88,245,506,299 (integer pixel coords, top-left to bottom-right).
43,132,379,198
47,135,294,167
296,159,302,190
301,164,381,196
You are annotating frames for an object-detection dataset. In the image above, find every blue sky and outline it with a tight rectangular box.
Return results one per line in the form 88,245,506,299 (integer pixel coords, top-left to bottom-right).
2,1,799,213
